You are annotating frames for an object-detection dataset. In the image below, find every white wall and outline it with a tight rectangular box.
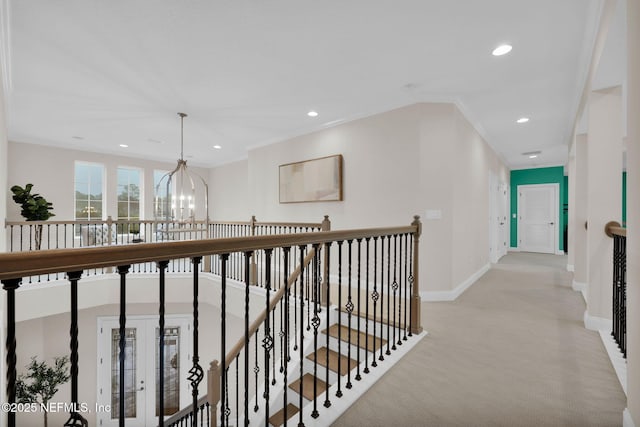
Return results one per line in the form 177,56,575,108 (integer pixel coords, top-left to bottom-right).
210,103,509,294
626,0,639,423
209,159,249,220
245,104,422,227
15,302,240,427
7,142,210,221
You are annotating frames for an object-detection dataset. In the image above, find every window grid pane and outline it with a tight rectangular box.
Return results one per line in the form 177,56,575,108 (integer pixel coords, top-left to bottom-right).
111,328,137,419
156,327,180,416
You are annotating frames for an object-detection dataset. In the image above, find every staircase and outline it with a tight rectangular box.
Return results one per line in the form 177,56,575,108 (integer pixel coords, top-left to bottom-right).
262,308,423,427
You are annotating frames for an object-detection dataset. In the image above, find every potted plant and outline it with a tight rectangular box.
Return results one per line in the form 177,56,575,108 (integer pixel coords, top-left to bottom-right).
16,356,70,427
10,183,55,250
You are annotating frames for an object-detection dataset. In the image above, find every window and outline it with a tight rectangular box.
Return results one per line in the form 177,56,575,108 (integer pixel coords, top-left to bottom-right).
75,162,104,220
154,170,172,218
117,167,142,220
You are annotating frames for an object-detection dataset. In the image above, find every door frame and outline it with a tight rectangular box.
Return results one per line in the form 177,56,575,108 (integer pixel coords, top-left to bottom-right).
517,183,559,254
96,314,192,426
489,174,510,263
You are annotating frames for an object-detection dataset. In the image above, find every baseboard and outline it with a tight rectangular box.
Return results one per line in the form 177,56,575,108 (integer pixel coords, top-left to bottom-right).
555,250,565,255
420,263,490,302
624,408,637,427
509,247,520,252
572,280,588,303
583,310,612,331
566,264,574,272
598,330,627,395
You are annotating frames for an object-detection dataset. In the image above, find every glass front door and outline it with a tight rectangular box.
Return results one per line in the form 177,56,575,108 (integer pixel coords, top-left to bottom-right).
98,316,190,426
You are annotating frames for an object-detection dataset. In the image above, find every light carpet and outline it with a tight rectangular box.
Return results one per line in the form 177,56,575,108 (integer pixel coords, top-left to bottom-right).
332,253,626,427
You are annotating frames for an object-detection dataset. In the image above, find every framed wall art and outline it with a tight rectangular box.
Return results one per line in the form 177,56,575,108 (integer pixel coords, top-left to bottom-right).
279,154,343,203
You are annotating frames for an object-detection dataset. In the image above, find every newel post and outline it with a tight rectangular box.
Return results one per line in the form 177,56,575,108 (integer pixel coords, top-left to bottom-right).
410,215,423,334
207,360,220,427
321,215,331,306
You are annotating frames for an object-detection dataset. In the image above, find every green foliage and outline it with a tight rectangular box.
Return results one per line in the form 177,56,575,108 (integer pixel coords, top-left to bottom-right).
16,356,70,405
10,183,55,221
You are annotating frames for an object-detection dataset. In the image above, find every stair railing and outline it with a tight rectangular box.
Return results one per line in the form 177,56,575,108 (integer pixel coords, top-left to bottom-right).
0,216,421,427
605,221,627,358
4,216,325,283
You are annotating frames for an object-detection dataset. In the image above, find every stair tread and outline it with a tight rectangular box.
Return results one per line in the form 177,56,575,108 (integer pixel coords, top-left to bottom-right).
269,403,299,427
336,307,408,329
324,324,387,352
288,373,328,401
307,346,357,375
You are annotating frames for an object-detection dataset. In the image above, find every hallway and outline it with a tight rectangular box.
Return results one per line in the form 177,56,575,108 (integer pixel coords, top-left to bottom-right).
333,253,626,427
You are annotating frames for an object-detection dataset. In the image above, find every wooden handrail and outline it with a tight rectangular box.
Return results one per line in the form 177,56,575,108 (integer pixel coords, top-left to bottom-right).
224,248,316,367
0,225,416,281
163,395,209,427
605,221,627,238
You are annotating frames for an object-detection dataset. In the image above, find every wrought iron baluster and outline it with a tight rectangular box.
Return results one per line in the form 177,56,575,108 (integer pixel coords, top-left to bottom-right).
324,242,332,408
3,278,21,427
220,254,230,427
408,233,414,337
236,356,239,427
346,239,354,389
158,260,169,426
244,251,252,426
379,236,386,362
356,238,362,380
298,244,307,426
392,234,399,350
306,257,311,331
283,247,291,426
386,235,391,356
311,244,321,418
64,271,88,427
403,233,408,341
254,325,260,412
190,257,204,426
336,240,344,397
263,249,274,425
117,265,130,427
371,237,379,368
364,238,371,374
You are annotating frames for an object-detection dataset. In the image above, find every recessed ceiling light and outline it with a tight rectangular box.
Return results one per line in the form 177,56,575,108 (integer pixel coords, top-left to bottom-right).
119,144,128,148
307,111,319,117
517,117,530,124
529,155,538,159
492,44,512,56
213,145,222,150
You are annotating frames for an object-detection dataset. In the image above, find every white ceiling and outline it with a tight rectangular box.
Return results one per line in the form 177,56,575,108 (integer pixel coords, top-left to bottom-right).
4,0,616,169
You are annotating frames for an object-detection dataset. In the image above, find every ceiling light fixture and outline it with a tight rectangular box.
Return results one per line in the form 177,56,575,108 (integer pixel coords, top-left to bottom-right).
492,44,512,56
307,111,319,117
154,113,209,224
119,144,129,148
517,117,530,124
522,150,541,159
213,145,222,149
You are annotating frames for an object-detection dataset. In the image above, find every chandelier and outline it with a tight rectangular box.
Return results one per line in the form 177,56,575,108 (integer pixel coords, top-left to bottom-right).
154,112,209,224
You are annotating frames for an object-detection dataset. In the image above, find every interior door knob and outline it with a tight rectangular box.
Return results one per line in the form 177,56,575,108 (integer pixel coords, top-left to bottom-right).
549,222,554,225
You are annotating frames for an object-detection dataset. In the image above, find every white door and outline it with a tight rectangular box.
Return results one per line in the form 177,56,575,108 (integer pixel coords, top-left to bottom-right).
97,316,191,426
490,176,510,263
497,183,509,259
518,184,558,254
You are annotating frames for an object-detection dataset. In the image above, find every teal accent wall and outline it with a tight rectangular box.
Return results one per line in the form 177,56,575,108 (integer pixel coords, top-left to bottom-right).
510,166,566,251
